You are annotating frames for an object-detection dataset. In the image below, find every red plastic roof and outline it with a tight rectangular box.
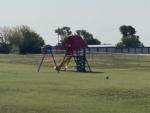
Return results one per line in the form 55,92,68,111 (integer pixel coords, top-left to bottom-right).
64,35,87,50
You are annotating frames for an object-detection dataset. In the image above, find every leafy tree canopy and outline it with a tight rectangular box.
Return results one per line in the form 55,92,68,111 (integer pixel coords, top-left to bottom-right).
55,26,101,46
76,30,101,45
0,25,45,54
55,27,72,46
116,25,143,48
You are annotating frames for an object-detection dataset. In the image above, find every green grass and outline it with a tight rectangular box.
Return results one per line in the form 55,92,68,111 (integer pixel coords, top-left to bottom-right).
0,54,150,113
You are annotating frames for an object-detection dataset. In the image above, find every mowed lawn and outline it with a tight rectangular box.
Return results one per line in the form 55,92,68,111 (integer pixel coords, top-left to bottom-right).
0,54,150,113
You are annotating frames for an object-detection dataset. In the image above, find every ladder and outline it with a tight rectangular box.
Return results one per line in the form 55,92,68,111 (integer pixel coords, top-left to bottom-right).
73,55,91,72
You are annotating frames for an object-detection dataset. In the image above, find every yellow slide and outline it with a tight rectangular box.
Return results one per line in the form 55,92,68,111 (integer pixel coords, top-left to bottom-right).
56,56,72,72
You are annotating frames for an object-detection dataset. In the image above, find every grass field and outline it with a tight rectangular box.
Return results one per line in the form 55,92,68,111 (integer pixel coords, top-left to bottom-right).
0,54,150,113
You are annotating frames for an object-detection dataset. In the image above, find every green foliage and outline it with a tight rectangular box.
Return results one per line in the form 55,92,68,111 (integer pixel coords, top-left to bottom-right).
55,27,72,46
117,25,143,48
0,43,10,53
0,27,11,44
55,27,101,46
119,25,136,36
0,26,45,54
0,27,11,53
76,30,101,45
9,26,45,54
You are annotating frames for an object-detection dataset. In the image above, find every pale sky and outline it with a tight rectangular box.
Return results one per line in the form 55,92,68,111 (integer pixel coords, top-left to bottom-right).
0,0,150,46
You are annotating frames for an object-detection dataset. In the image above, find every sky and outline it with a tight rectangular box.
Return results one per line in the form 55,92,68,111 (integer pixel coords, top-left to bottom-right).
0,0,150,46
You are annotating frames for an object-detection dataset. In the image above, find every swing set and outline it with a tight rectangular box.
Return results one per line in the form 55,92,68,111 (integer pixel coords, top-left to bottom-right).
37,35,91,72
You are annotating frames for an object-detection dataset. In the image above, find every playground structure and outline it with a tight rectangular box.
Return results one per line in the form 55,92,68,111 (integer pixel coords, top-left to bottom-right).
37,45,58,72
38,35,91,72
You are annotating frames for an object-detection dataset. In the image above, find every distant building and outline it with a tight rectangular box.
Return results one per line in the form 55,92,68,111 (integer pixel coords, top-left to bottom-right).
88,44,114,48
87,45,150,54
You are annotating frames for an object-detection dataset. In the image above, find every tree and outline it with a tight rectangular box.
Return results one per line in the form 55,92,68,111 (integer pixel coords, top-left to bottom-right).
9,26,45,54
0,27,12,44
0,42,9,53
76,30,101,45
0,25,45,54
0,27,11,53
119,25,136,36
116,25,143,48
55,27,101,46
55,26,72,46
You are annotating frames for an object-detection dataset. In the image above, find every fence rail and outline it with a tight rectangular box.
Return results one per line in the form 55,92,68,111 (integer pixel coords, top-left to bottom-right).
87,47,150,54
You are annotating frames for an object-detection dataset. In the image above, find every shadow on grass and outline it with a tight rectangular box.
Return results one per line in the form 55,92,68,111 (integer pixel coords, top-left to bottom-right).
60,70,105,74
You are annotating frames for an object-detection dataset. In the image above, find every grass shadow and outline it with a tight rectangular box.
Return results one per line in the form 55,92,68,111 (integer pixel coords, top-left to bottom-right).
60,70,105,74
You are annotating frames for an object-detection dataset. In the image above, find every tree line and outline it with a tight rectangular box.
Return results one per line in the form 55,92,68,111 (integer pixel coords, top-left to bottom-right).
116,25,143,48
0,26,45,54
54,26,143,48
0,25,144,54
55,27,101,46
